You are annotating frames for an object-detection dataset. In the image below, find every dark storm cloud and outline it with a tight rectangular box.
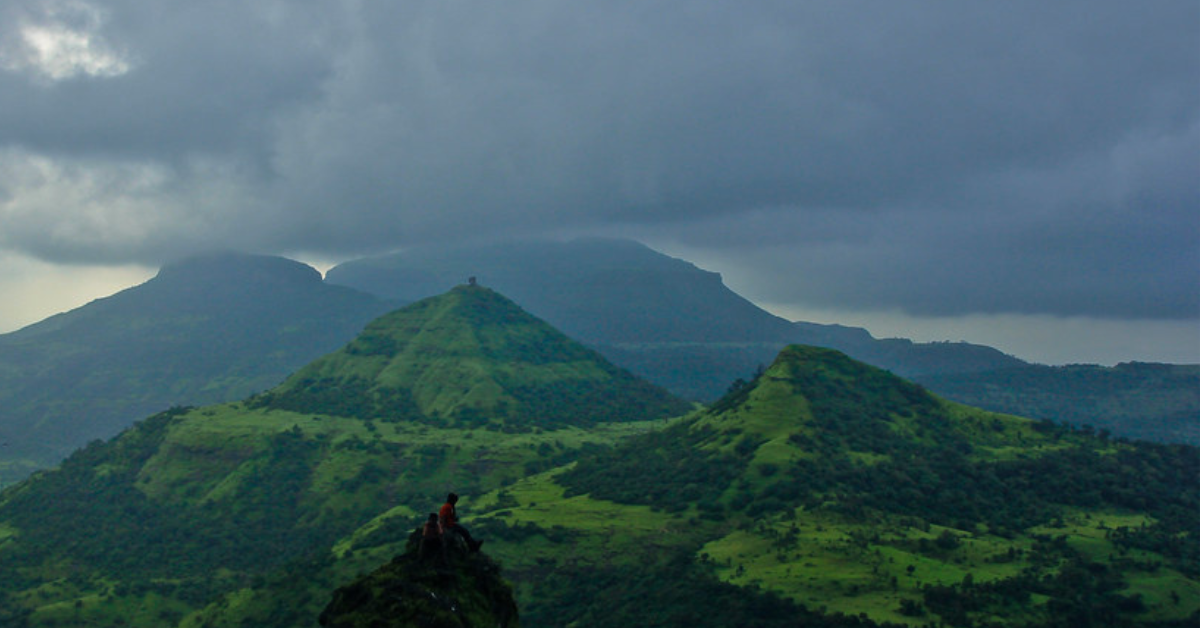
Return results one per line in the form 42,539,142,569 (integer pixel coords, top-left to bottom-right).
0,0,1196,318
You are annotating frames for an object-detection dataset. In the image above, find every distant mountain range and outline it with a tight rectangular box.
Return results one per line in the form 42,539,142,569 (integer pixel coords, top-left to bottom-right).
0,238,1195,486
0,286,1194,627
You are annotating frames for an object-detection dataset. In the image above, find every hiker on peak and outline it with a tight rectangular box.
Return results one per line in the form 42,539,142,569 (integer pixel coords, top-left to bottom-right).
439,492,482,552
420,513,443,561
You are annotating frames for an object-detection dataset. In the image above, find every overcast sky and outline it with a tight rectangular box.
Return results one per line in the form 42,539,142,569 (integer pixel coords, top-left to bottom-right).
1,0,1197,365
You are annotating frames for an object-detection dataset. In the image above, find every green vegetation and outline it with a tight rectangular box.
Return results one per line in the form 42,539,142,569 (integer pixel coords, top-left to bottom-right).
250,285,690,430
489,346,1200,627
0,287,1195,628
0,285,689,627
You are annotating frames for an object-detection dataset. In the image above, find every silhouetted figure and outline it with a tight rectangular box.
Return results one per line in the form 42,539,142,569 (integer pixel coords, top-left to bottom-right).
419,513,445,562
439,492,482,552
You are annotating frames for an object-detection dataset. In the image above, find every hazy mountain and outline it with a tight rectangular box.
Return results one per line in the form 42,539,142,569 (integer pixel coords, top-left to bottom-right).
0,252,393,484
916,362,1200,445
0,285,686,627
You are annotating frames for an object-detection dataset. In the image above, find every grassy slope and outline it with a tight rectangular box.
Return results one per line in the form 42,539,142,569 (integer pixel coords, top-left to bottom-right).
465,347,1200,627
0,283,699,627
0,402,670,627
258,284,689,429
2,344,1196,628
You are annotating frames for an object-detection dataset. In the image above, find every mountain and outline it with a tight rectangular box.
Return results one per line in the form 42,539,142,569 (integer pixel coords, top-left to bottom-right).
2,331,1192,626
467,346,1200,626
0,252,393,484
916,362,1200,446
3,239,1192,494
325,238,1021,397
252,283,691,429
0,285,687,627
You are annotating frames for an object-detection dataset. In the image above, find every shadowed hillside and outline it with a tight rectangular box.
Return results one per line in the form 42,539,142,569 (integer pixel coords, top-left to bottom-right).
0,252,392,484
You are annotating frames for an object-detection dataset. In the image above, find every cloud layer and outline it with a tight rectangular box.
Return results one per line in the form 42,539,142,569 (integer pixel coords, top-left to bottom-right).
1,0,1196,320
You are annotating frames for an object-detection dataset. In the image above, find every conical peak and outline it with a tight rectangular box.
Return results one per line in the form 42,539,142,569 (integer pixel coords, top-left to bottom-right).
761,345,927,393
258,285,689,429
345,282,581,364
701,344,941,442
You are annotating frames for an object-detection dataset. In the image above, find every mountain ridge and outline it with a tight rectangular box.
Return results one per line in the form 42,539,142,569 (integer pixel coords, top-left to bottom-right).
0,239,1194,489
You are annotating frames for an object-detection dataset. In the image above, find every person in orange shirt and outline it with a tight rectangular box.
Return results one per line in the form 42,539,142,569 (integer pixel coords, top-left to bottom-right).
439,492,482,552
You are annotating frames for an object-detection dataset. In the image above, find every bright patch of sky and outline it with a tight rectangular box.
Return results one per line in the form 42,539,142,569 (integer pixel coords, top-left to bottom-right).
1,1,131,81
0,252,153,332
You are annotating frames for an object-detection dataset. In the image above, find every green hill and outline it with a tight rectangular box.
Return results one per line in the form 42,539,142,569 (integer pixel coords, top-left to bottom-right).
463,346,1200,627
0,291,1195,627
1,239,1191,498
252,283,691,429
0,285,687,627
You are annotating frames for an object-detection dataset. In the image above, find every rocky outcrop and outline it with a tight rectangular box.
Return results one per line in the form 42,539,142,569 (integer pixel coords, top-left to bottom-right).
320,525,519,628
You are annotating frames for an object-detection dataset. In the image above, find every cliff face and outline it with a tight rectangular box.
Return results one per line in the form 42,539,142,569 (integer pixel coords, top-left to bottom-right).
320,526,520,628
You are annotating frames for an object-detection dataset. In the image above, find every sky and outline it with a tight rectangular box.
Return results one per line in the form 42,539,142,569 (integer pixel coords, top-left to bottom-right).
0,0,1197,365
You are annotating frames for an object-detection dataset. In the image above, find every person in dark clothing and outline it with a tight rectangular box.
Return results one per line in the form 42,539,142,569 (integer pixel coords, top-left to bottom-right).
439,492,482,552
420,513,444,561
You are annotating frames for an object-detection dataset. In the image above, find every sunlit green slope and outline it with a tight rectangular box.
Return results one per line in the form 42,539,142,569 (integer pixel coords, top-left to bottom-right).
0,285,688,628
459,346,1200,627
255,283,690,429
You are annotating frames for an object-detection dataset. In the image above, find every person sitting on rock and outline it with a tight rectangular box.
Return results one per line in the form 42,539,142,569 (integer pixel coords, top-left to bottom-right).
420,513,444,561
439,492,482,552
